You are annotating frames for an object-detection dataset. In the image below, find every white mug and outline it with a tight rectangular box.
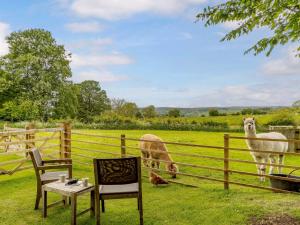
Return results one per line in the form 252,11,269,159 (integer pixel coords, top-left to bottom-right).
59,175,66,183
82,178,89,187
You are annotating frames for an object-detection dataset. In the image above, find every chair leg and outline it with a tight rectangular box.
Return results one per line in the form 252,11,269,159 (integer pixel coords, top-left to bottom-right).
101,200,105,213
35,185,41,210
95,197,101,225
138,197,143,225
137,198,140,210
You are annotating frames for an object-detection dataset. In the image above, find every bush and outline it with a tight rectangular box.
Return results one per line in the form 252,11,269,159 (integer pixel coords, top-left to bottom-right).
265,113,297,126
0,100,39,121
209,109,219,116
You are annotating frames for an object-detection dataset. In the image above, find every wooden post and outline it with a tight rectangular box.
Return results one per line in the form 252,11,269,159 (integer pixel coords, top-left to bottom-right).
121,134,126,158
224,133,229,190
25,123,35,155
60,122,71,159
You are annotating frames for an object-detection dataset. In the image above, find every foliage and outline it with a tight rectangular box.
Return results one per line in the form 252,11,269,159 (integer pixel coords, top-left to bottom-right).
116,102,139,118
111,98,126,112
111,99,141,118
141,105,157,118
52,82,79,119
209,109,220,117
167,108,181,118
76,80,110,122
292,100,300,108
265,112,297,126
197,0,300,57
0,99,39,121
241,108,267,115
0,29,73,121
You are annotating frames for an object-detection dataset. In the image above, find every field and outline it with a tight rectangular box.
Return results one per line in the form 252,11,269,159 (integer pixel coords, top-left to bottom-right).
1,129,300,225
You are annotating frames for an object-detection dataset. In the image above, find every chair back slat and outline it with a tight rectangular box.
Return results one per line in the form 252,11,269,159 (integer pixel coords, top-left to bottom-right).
95,157,139,185
31,148,42,166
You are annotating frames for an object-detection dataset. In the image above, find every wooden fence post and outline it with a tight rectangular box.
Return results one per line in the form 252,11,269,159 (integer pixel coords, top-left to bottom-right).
60,122,71,159
224,133,229,190
25,123,35,155
121,134,126,158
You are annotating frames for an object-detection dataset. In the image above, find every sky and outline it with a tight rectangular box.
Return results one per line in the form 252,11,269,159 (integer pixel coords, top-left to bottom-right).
0,0,299,107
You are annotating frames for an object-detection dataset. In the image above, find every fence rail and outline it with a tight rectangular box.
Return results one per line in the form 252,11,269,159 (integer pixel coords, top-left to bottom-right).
69,131,300,194
0,123,71,175
2,124,300,194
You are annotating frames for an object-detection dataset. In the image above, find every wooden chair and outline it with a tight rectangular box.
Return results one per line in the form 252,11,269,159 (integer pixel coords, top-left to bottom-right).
29,148,72,209
93,157,143,225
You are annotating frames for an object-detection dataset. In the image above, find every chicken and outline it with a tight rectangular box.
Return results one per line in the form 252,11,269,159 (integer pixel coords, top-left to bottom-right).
149,171,169,185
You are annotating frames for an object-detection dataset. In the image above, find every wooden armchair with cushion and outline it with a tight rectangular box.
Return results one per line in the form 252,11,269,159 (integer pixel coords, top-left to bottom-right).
93,157,143,225
29,148,72,209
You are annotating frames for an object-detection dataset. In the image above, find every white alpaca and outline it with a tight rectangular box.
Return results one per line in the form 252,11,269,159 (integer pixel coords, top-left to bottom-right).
243,118,288,181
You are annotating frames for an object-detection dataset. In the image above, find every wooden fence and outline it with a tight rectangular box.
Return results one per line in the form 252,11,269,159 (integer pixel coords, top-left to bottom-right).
2,124,300,194
0,123,71,175
67,131,300,194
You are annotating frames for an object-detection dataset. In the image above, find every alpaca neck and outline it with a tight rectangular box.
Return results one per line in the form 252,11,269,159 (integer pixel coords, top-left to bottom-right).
245,129,257,149
245,129,257,138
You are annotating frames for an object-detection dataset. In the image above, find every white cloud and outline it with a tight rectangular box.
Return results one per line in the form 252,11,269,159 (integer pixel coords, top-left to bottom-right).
113,80,300,107
67,38,113,51
73,70,128,83
65,21,103,32
187,82,300,107
72,53,133,68
262,47,300,76
222,21,242,30
63,0,207,20
71,48,133,83
0,22,10,56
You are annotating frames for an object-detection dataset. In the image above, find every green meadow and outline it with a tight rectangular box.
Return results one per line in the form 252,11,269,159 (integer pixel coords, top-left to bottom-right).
1,129,300,225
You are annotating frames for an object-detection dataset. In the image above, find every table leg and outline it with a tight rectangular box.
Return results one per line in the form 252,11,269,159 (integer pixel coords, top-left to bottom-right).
63,195,67,206
90,190,95,217
71,195,77,225
42,189,47,218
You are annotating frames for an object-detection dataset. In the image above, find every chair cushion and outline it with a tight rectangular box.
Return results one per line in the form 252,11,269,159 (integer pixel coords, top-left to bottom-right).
99,183,139,194
41,171,69,182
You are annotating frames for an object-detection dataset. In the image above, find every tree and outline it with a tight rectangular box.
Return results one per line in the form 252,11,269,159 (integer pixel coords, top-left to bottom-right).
0,29,74,121
52,83,79,119
76,80,110,122
241,108,266,115
168,108,181,118
209,109,219,117
118,102,139,118
111,98,126,114
142,105,157,118
197,1,300,57
292,100,300,108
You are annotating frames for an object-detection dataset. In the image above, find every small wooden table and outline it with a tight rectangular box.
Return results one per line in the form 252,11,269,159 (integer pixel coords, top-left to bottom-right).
42,181,95,225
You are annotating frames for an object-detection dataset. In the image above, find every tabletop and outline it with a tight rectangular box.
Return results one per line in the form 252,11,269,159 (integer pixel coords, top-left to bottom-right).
43,181,95,197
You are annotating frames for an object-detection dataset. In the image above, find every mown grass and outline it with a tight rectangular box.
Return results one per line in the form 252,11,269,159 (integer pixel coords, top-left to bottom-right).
1,129,300,225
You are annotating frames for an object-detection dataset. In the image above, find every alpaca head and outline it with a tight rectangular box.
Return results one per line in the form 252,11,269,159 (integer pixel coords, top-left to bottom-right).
167,163,178,178
243,117,256,134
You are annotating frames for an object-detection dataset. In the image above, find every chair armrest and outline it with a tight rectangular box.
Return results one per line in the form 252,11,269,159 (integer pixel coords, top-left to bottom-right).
42,159,72,164
37,164,72,170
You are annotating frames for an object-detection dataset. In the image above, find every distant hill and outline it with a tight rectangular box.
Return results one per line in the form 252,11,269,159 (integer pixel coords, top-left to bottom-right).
155,106,283,117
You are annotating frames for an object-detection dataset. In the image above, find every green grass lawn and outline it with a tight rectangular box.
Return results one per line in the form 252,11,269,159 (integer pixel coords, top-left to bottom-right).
1,129,300,225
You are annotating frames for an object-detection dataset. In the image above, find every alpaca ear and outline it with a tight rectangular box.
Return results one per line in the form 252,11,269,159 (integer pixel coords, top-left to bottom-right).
243,118,246,121
252,117,255,121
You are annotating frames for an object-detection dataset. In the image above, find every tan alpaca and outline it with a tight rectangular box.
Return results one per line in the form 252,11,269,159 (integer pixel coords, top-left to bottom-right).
139,134,178,178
